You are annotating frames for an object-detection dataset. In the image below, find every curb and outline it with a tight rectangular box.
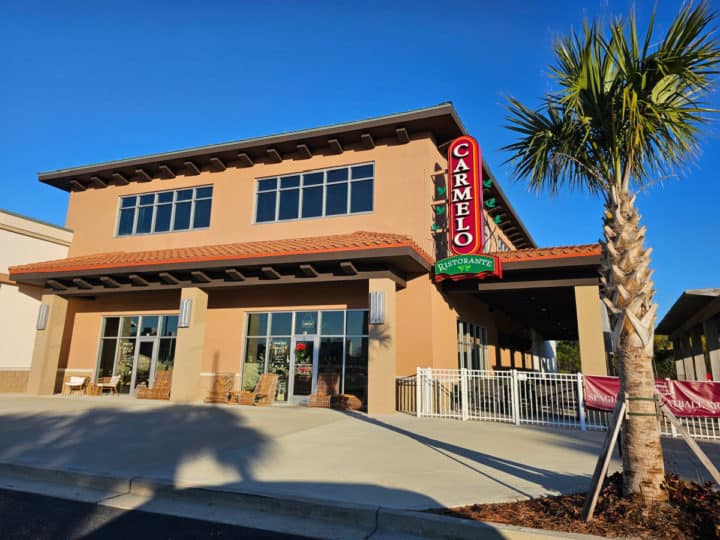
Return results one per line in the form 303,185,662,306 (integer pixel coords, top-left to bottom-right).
0,462,605,540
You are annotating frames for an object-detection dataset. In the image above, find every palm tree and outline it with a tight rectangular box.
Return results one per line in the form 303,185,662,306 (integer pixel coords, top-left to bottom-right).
504,3,720,502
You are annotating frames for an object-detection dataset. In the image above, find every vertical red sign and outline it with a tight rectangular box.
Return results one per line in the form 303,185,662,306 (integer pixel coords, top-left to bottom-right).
448,135,483,256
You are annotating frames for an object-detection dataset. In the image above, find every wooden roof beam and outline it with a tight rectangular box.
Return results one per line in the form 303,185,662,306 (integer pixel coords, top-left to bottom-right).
296,144,312,159
224,268,245,281
237,153,254,167
89,176,107,188
99,276,121,288
73,277,93,289
266,148,282,163
129,274,149,286
396,127,410,144
68,180,86,192
135,168,152,182
191,271,212,283
47,279,68,290
339,261,358,275
112,172,129,186
184,161,201,176
328,138,343,154
360,133,375,149
298,264,319,278
209,157,226,172
158,165,176,179
260,266,281,280
159,272,181,285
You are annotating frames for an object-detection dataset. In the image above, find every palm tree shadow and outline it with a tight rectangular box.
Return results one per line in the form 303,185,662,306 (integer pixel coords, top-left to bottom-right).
0,400,495,539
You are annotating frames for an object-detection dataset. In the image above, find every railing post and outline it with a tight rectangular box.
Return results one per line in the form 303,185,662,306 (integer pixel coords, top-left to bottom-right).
460,368,469,421
577,372,586,431
511,369,520,425
416,367,422,418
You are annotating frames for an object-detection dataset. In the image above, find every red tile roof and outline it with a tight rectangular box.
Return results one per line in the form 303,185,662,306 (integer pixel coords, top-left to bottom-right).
489,243,602,263
9,231,433,277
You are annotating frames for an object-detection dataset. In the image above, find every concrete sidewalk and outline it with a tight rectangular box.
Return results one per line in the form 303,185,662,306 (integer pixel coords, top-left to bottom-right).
0,395,717,511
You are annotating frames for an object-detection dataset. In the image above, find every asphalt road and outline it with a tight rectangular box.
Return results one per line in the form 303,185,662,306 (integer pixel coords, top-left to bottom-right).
0,488,319,540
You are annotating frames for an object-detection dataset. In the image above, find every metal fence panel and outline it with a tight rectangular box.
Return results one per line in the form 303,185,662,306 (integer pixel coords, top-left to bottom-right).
400,368,720,441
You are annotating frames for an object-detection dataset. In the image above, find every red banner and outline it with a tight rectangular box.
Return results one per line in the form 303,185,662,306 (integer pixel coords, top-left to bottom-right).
584,376,720,418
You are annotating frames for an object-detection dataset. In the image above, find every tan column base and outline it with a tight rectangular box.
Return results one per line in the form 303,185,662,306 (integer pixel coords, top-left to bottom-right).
367,278,397,415
170,288,208,402
574,285,607,375
26,294,69,395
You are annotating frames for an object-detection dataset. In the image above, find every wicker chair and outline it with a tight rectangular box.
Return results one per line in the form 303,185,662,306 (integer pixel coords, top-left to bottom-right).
308,373,340,408
331,394,363,411
235,373,278,406
204,372,235,404
64,376,88,395
136,370,172,400
96,375,120,395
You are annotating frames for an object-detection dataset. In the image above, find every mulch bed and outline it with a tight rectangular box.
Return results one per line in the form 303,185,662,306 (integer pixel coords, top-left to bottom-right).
433,473,719,539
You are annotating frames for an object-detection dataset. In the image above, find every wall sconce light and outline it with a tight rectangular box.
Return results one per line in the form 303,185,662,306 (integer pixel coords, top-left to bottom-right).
179,298,192,328
369,291,385,325
36,303,49,331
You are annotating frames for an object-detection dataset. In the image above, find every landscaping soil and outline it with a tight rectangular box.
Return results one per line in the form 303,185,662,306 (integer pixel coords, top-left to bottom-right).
434,473,719,539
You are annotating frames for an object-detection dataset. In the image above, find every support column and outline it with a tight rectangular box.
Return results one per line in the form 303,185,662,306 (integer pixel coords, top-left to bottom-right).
674,335,695,380
574,285,607,375
26,294,69,395
170,287,208,402
690,326,708,381
367,278,397,415
703,317,720,381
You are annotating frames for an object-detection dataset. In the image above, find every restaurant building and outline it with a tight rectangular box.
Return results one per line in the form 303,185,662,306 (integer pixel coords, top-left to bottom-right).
9,103,609,413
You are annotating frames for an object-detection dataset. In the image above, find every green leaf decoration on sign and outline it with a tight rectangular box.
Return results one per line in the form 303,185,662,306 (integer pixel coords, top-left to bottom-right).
437,186,446,195
435,206,446,215
431,223,440,231
494,215,502,224
483,178,493,188
485,197,496,209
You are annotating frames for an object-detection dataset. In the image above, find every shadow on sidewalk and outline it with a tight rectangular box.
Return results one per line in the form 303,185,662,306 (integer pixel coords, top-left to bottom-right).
0,400,480,539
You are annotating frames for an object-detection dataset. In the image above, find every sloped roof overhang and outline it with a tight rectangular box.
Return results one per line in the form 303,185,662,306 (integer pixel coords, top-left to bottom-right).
9,232,432,296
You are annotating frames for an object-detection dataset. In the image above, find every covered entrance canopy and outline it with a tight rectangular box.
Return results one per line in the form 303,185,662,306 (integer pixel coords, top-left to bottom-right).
439,244,609,374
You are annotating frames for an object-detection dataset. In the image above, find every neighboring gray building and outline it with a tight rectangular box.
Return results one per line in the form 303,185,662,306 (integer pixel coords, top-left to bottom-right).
656,289,720,381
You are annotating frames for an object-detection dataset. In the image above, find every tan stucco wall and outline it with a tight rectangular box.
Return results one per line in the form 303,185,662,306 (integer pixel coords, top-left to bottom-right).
0,216,71,375
65,136,444,258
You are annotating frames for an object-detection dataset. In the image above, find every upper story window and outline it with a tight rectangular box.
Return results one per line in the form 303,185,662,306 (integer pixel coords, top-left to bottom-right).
117,186,213,236
255,163,373,223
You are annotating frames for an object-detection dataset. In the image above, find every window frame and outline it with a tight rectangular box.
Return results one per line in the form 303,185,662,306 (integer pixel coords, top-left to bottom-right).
252,162,374,224
115,185,214,237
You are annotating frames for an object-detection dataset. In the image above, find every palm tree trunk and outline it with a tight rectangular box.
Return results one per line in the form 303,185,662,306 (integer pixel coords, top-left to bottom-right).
601,189,667,502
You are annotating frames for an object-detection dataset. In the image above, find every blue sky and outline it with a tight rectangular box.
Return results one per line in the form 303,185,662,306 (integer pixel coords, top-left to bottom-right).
2,1,719,319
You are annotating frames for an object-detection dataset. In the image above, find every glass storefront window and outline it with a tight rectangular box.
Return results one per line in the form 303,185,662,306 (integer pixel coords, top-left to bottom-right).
103,317,119,338
120,317,139,337
242,309,369,407
247,313,268,336
294,311,317,335
320,311,344,336
268,337,291,401
242,338,267,391
140,316,159,336
270,312,292,336
345,336,369,406
97,339,117,378
346,310,368,335
95,315,178,395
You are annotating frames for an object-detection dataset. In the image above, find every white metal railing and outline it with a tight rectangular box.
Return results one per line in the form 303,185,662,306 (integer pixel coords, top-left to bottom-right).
398,367,720,441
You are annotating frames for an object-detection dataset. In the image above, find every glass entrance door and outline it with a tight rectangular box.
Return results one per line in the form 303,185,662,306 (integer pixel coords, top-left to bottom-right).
132,338,157,395
290,335,319,402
